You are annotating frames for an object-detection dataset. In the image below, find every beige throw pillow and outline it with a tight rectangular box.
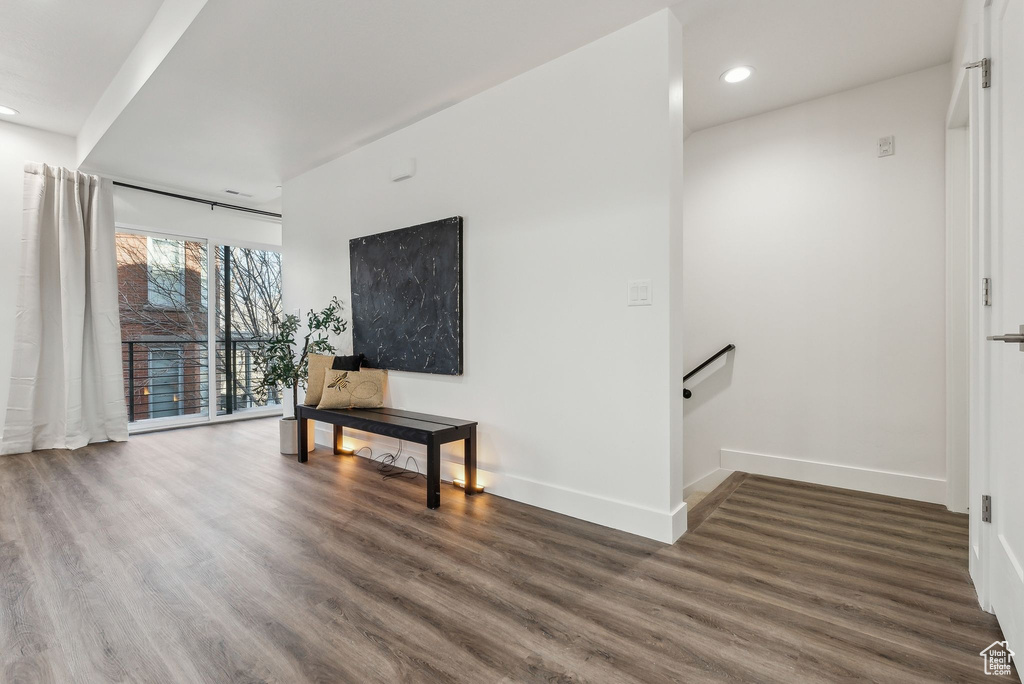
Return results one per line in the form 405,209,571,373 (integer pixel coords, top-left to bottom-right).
304,354,336,406
317,369,387,410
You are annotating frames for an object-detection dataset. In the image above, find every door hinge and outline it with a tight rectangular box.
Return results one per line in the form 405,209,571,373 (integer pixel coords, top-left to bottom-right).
966,58,991,88
982,494,992,523
983,277,992,306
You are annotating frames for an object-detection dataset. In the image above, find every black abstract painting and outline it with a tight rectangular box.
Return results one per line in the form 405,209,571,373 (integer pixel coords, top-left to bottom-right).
350,217,463,375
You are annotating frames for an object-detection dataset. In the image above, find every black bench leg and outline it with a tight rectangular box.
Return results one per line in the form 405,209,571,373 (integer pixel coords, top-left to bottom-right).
297,413,309,463
464,425,477,496
333,425,343,455
427,438,441,509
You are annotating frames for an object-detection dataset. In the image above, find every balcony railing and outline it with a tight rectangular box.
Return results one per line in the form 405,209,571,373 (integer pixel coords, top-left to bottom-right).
216,338,281,414
122,338,280,424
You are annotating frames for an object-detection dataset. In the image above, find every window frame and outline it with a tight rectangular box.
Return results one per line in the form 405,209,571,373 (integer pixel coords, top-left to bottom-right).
117,224,284,434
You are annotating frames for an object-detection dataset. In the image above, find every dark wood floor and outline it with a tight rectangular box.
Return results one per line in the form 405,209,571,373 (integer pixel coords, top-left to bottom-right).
0,418,1014,683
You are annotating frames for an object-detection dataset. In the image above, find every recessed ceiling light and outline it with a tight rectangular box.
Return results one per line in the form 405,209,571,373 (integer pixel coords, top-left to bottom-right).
0,105,19,116
721,66,754,84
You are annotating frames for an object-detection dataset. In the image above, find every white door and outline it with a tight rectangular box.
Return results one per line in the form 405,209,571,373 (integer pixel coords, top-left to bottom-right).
982,0,1024,653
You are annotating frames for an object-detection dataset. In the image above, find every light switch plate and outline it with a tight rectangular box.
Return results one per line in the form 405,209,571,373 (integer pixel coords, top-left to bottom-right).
627,279,652,306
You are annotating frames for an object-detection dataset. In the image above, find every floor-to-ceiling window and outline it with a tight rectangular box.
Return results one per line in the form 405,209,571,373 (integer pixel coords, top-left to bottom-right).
116,231,282,429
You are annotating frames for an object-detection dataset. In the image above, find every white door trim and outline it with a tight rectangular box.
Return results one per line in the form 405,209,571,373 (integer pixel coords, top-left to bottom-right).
945,63,970,514
963,2,994,611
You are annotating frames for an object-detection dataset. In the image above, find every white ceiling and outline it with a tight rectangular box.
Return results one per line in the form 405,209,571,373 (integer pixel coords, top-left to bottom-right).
677,0,963,133
0,0,163,135
7,0,965,204
81,0,672,205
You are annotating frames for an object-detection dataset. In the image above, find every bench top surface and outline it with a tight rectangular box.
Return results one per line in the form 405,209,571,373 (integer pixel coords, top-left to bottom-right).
299,405,476,433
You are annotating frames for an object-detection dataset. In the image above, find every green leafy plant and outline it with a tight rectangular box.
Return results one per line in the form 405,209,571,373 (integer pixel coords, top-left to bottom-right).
256,296,348,418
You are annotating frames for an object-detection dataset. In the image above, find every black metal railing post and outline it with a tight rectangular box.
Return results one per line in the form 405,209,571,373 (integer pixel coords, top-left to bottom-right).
223,245,234,415
243,345,252,409
127,341,135,423
232,340,239,410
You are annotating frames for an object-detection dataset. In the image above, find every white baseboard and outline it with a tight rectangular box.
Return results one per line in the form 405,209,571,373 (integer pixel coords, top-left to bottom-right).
683,468,734,500
670,499,688,541
720,449,946,504
314,424,685,543
494,473,687,544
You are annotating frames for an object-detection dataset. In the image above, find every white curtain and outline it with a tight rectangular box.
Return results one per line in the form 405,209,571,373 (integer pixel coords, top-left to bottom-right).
1,163,128,454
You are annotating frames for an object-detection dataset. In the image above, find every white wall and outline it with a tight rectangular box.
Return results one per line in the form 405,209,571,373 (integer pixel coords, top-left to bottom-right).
284,10,686,542
683,65,951,503
0,121,77,428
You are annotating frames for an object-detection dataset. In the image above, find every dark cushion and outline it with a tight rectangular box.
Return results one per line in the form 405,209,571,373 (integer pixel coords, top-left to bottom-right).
331,354,365,371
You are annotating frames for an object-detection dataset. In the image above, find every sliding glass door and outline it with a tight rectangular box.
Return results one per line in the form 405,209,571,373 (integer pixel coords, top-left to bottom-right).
116,231,282,428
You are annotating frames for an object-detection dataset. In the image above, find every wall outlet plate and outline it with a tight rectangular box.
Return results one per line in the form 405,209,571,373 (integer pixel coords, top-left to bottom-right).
877,135,895,157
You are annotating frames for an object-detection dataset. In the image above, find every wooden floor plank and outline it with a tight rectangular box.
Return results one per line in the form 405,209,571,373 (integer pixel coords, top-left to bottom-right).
0,419,1015,683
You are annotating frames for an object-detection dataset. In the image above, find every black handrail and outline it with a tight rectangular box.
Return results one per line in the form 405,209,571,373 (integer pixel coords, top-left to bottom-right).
683,344,735,399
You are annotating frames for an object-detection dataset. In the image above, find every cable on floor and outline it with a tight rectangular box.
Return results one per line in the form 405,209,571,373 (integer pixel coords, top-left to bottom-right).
353,442,423,481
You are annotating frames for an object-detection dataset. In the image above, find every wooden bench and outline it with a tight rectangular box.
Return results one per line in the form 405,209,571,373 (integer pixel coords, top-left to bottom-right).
296,405,478,509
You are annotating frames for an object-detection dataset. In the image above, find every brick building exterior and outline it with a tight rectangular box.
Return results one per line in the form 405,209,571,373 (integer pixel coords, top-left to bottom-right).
116,234,208,422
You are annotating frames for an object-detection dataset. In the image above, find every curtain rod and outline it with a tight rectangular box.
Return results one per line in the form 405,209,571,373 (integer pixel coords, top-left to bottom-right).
112,181,283,219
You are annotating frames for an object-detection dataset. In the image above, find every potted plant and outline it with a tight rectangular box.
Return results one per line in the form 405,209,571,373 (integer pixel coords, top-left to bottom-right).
256,296,348,454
